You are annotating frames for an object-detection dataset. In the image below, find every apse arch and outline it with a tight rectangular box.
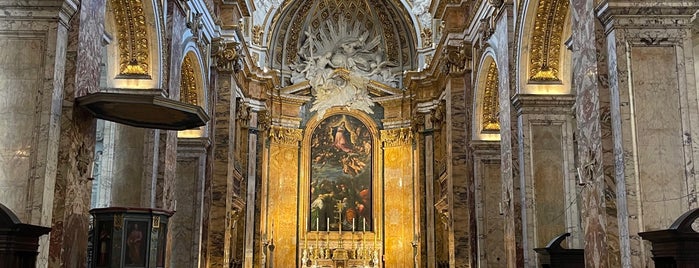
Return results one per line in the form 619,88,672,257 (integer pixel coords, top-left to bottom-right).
473,50,501,141
266,0,418,75
104,0,164,89
516,0,572,95
298,108,384,236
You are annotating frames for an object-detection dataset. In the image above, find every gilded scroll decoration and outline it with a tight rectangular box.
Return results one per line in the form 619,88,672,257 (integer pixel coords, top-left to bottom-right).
529,0,568,82
269,126,303,145
381,128,413,147
180,56,198,105
482,61,499,132
112,0,150,76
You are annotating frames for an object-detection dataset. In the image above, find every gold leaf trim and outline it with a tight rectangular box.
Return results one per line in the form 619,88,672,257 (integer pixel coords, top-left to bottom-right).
112,0,150,76
180,55,198,105
528,0,568,82
482,61,500,132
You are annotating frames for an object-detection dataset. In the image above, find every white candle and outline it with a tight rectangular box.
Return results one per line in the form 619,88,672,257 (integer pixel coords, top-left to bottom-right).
352,218,355,233
326,218,330,233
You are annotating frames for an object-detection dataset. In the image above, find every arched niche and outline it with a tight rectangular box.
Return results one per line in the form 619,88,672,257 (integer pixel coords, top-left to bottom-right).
299,108,383,240
178,50,208,138
517,0,572,95
104,0,163,89
473,51,501,141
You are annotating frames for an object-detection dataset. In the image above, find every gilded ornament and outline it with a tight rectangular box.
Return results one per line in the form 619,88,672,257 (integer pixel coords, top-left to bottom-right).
381,128,413,147
421,28,433,48
112,0,150,76
114,214,124,230
180,56,199,105
269,126,303,145
252,25,264,45
482,61,499,132
528,0,568,82
152,215,161,229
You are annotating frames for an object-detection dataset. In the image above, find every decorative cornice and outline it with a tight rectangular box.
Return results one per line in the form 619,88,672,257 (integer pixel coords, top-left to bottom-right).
180,56,198,105
112,0,151,76
511,94,576,116
528,0,568,82
482,61,499,132
381,127,413,147
268,126,303,146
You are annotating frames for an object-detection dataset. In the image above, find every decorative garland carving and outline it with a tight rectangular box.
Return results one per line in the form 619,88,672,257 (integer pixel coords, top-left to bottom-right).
269,126,303,145
112,0,150,76
180,56,198,105
381,127,413,147
529,0,568,82
482,61,499,132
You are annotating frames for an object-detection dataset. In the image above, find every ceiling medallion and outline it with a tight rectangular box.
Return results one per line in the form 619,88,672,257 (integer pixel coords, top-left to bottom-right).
289,17,399,118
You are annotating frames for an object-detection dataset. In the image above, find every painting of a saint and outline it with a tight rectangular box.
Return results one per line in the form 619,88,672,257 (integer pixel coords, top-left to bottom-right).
310,114,372,232
96,221,112,267
125,221,147,266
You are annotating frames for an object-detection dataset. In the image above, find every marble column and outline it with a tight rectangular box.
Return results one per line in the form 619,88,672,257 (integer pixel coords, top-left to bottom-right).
244,101,265,268
597,1,699,267
471,141,503,268
570,0,609,267
206,69,237,268
446,72,476,268
416,101,437,268
0,1,77,266
172,138,209,267
512,94,579,266
491,4,524,267
47,0,105,267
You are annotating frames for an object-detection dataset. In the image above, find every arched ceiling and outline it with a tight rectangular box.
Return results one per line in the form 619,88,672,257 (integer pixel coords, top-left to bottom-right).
266,0,419,72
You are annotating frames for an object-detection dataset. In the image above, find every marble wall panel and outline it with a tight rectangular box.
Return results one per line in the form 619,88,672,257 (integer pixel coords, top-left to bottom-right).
599,4,699,266
631,46,687,229
531,125,565,247
267,143,300,268
0,3,77,266
383,144,415,267
109,124,146,207
472,141,503,268
0,34,45,222
172,139,208,268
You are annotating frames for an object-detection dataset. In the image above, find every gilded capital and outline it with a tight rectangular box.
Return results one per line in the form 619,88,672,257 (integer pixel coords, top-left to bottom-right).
212,39,243,73
269,126,303,146
381,128,413,147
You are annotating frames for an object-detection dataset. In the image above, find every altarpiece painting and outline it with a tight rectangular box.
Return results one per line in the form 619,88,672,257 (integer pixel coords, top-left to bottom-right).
309,114,373,232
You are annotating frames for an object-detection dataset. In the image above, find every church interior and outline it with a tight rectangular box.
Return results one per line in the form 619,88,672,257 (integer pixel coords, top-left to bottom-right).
1,0,699,267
